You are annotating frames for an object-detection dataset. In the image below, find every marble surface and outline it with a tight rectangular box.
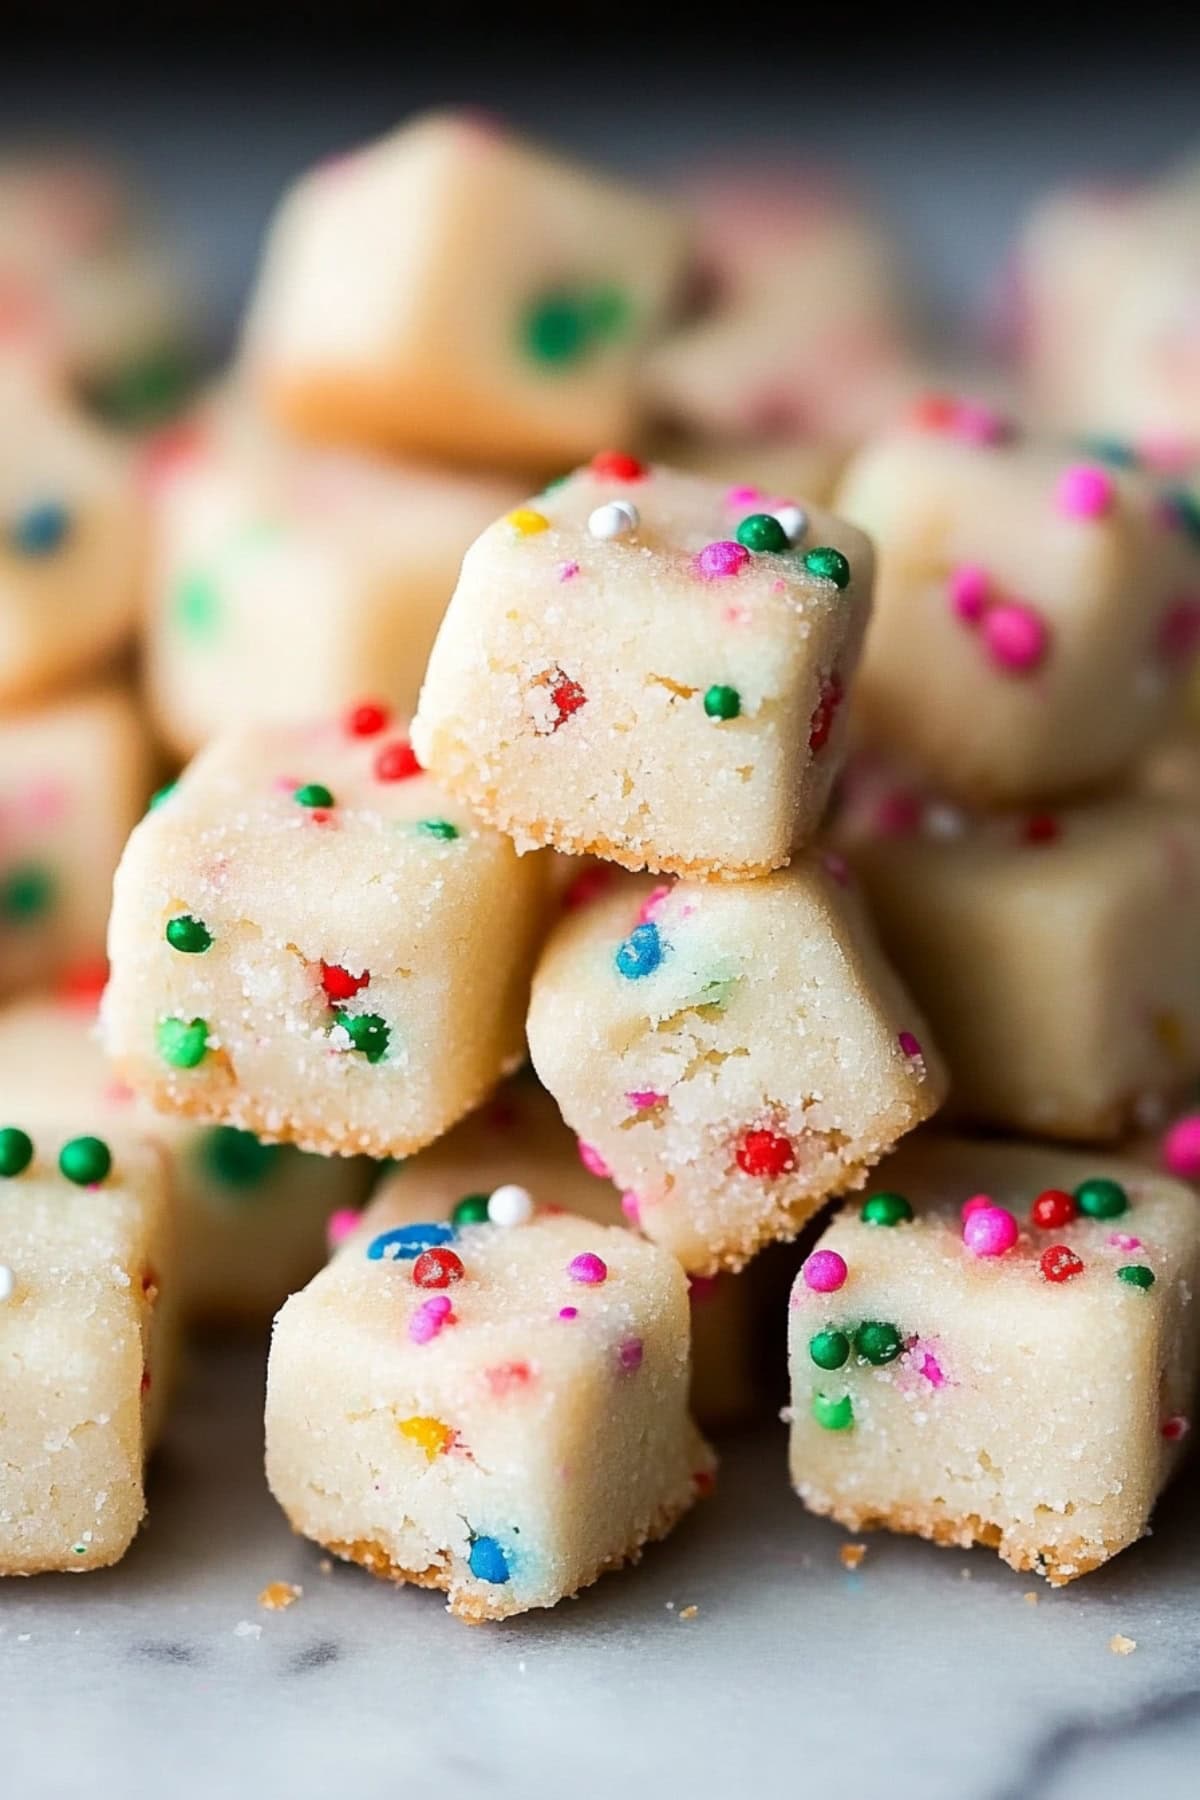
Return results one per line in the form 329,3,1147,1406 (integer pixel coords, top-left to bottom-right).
4,1338,1200,1800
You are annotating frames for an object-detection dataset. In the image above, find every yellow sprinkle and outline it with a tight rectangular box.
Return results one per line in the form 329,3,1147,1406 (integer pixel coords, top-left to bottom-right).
258,1581,302,1611
1110,1634,1137,1656
679,1605,699,1621
839,1544,868,1571
397,1414,452,1461
506,507,550,537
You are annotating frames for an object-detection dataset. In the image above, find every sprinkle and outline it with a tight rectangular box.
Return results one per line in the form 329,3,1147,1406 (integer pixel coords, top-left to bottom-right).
451,1193,491,1226
802,1249,847,1294
822,850,850,886
0,1127,34,1178
736,1128,796,1178
175,570,220,639
898,1031,924,1060
735,512,788,554
345,701,390,737
331,1011,388,1062
0,1265,14,1302
961,1194,994,1220
413,1246,466,1288
703,683,741,721
468,1534,510,1584
0,864,54,921
617,1336,644,1373
948,563,989,622
1074,1177,1128,1219
577,1139,611,1179
982,603,1050,673
165,914,212,954
374,740,422,782
1117,1264,1156,1290
397,1415,452,1460
860,1191,913,1226
1041,1244,1085,1283
547,669,587,726
697,540,750,580
626,1089,664,1111
485,1362,532,1397
963,1205,1019,1257
839,1544,868,1571
1109,1636,1137,1656
559,1306,578,1321
293,782,334,811
366,1222,455,1261
1108,1232,1142,1251
636,884,671,924
505,507,550,536
409,1294,453,1344
10,500,70,555
320,961,369,1002
149,781,177,810
809,1329,850,1370
954,401,1010,446
558,560,580,581
772,503,808,545
620,1192,641,1223
157,1016,209,1068
854,1320,903,1365
803,546,851,589
587,499,639,540
326,1208,360,1249
202,1127,280,1187
590,450,646,481
416,818,459,841
1162,1112,1200,1181
568,1252,607,1286
1055,464,1115,520
1031,1189,1077,1229
1022,813,1060,846
258,1582,302,1612
59,1135,111,1186
808,671,844,752
488,1183,535,1227
1162,1415,1189,1441
812,1392,853,1431
615,921,663,980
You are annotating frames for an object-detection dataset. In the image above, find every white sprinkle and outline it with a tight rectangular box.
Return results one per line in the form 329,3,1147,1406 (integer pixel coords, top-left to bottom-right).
233,1620,262,1640
772,504,808,545
0,1265,15,1303
488,1183,535,1227
588,500,639,541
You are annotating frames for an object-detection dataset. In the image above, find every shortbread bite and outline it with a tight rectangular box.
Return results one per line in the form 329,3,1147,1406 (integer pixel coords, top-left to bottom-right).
836,420,1200,804
144,397,522,758
0,366,144,705
526,861,946,1274
0,685,152,999
0,994,369,1323
414,460,872,877
370,1076,775,1430
789,1137,1200,1585
266,1210,714,1621
0,1118,176,1573
242,111,688,470
102,715,549,1157
847,794,1200,1141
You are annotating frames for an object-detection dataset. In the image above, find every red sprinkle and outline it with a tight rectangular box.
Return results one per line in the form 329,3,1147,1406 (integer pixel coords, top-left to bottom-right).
1022,813,1060,846
346,700,390,737
590,450,647,482
808,671,844,753
1031,1188,1077,1229
1040,1244,1085,1283
320,961,370,1001
563,865,615,911
412,1247,465,1289
736,1129,796,1178
909,393,958,431
374,739,422,782
549,670,588,726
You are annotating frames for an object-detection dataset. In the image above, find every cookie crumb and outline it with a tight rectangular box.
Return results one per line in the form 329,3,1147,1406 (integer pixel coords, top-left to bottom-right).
1110,1634,1137,1656
960,1567,972,1580
839,1543,868,1571
233,1620,262,1640
1023,1592,1039,1606
664,1601,675,1611
258,1581,302,1612
679,1605,699,1621
318,1559,333,1576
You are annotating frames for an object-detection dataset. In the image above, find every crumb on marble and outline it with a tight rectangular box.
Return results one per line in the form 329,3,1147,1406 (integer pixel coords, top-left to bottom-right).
233,1621,262,1640
1024,1592,1039,1606
839,1543,868,1571
679,1605,699,1621
259,1581,303,1611
1110,1635,1137,1656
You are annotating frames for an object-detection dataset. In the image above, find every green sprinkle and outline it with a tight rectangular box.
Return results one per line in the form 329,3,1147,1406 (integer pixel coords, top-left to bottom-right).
417,818,459,841
803,545,851,589
587,287,631,340
0,863,54,921
59,1135,112,1185
1117,1264,1156,1290
157,1016,209,1069
165,914,212,954
809,1329,850,1371
523,293,588,365
0,1126,34,1177
148,782,177,811
1082,436,1139,469
735,512,789,555
812,1392,854,1432
703,684,741,721
860,1191,913,1227
452,1193,492,1226
175,570,220,640
1165,488,1200,548
334,1011,389,1063
294,783,334,809
201,1127,281,1189
89,349,194,425
854,1321,903,1366
1074,1177,1128,1220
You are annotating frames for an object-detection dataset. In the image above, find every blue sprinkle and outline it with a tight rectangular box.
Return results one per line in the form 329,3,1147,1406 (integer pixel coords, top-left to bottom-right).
365,1221,456,1261
11,501,71,556
614,922,663,980
468,1534,511,1585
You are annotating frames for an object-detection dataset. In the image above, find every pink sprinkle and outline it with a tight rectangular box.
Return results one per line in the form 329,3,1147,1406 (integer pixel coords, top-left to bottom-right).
326,1208,360,1249
697,540,750,580
272,773,301,794
953,401,1008,446
577,1138,611,1179
916,1348,946,1389
626,1089,664,1110
722,602,751,624
821,850,850,887
1108,1232,1143,1251
1162,1414,1190,1442
961,1193,994,1220
725,484,762,508
1056,464,1115,520
103,1077,135,1107
409,1294,453,1344
982,602,1050,673
948,563,989,623
568,1252,608,1286
1163,1112,1200,1182
875,790,923,837
22,780,68,826
802,1249,847,1294
620,1191,642,1224
1158,598,1200,666
688,1275,719,1305
962,1205,1019,1257
558,560,580,582
617,1336,644,1373
637,883,672,924
898,1031,923,1060
559,1305,579,1321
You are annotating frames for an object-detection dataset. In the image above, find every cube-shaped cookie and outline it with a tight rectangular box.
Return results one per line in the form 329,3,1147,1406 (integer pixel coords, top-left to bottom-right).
526,860,946,1273
414,460,872,877
143,396,522,759
0,992,370,1324
0,684,153,999
266,1208,714,1621
242,111,688,470
0,365,144,705
0,1116,177,1573
836,421,1200,803
788,1137,1200,1584
369,1074,781,1431
847,793,1200,1141
102,714,549,1157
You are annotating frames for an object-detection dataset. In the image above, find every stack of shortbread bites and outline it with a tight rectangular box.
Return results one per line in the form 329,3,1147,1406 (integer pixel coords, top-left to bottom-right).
4,114,1200,1616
